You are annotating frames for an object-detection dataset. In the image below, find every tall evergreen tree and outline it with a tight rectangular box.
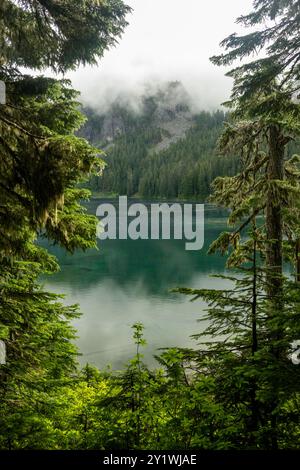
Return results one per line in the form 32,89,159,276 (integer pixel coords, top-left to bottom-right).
0,0,130,72
0,0,130,448
211,0,300,102
174,0,300,448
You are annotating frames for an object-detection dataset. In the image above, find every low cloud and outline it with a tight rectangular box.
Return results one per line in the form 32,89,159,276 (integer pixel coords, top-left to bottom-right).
67,0,254,112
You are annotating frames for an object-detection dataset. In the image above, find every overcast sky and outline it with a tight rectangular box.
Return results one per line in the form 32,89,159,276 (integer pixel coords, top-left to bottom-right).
68,0,254,111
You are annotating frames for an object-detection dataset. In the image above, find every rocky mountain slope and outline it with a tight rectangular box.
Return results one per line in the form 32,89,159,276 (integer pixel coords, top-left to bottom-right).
79,82,238,200
80,81,195,151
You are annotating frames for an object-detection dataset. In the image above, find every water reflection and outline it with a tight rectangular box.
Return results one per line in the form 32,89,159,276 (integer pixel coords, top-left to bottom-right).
40,202,230,368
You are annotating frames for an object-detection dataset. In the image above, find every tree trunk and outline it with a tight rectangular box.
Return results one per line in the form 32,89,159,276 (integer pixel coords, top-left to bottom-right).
295,239,300,283
252,230,258,356
249,230,259,445
265,124,285,450
266,125,284,299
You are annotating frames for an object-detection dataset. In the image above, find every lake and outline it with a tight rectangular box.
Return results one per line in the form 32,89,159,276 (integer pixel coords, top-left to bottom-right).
40,200,230,369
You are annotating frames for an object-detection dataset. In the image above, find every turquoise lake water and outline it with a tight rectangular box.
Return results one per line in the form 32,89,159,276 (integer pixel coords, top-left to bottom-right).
41,200,230,369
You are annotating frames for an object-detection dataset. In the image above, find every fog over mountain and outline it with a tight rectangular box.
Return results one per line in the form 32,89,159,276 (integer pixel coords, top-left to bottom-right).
68,0,254,112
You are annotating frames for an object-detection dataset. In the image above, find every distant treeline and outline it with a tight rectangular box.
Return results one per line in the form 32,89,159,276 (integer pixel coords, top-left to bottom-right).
82,109,240,200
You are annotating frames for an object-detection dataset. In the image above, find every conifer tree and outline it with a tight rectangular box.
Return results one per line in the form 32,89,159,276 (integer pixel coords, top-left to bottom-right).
211,0,300,315
176,2,300,446
177,137,300,447
211,0,300,103
0,0,130,448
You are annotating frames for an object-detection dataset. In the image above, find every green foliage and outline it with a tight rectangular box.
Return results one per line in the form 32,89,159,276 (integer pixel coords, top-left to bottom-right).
0,324,237,450
176,0,300,450
211,0,300,104
0,0,135,453
0,75,105,260
0,0,131,72
0,256,80,449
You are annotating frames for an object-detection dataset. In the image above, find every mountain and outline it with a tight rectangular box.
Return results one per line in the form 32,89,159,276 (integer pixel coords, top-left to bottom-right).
79,81,239,199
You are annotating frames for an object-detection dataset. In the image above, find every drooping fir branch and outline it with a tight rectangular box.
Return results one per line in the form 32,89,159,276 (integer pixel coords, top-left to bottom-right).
210,0,300,103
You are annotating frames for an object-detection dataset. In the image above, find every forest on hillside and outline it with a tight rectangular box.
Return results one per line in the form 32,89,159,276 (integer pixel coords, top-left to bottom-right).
82,105,240,199
82,90,300,200
1,0,300,455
